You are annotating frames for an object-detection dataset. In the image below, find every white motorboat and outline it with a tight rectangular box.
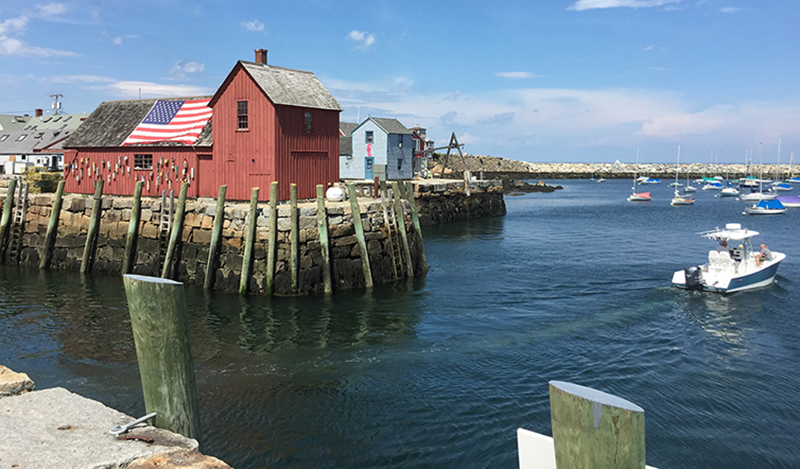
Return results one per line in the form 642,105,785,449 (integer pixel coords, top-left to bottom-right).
743,199,787,215
684,184,697,193
719,187,739,197
672,223,785,293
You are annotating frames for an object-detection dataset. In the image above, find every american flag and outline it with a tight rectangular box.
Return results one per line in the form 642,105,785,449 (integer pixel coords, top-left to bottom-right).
122,98,212,146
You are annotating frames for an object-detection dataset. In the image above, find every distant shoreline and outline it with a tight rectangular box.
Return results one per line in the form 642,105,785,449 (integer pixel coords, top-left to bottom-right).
433,154,793,180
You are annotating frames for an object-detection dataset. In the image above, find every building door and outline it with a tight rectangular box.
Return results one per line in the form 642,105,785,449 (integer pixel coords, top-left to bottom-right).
365,157,374,179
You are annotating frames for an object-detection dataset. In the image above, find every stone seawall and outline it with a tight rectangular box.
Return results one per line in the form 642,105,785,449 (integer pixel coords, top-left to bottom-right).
6,180,504,295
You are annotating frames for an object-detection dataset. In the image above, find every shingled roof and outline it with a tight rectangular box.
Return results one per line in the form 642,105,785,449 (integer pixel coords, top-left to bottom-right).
369,118,413,135
63,97,213,148
339,122,358,136
234,61,342,111
0,113,89,155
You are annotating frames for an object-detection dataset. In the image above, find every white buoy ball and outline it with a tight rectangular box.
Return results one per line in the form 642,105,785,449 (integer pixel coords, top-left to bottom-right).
326,186,345,202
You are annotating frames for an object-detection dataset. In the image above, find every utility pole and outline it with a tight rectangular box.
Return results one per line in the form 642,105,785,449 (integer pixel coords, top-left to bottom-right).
50,94,63,115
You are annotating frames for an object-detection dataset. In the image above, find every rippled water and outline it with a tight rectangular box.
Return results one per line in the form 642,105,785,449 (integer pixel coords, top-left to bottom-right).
2,179,800,468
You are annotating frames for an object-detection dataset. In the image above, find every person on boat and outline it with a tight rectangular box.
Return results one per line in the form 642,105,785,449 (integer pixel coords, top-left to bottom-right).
756,244,772,266
716,240,733,256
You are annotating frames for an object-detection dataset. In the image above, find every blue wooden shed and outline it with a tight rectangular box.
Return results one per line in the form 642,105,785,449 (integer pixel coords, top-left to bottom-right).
341,117,414,181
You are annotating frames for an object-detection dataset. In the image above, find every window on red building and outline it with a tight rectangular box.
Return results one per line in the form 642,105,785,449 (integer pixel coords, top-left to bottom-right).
134,154,153,170
237,101,248,130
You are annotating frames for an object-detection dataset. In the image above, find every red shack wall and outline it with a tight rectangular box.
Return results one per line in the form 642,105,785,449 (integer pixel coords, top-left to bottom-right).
63,148,202,198
274,105,340,200
207,66,276,202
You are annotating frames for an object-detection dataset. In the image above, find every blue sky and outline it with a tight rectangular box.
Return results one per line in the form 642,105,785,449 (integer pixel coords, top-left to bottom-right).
1,0,798,163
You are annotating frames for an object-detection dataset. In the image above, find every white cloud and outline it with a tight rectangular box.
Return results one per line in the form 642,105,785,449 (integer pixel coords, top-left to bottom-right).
47,74,116,84
496,71,539,79
37,3,67,17
0,14,76,57
112,34,138,46
108,81,214,98
568,0,683,11
241,19,265,32
347,30,376,49
329,75,800,160
167,61,205,80
720,7,742,13
0,16,29,34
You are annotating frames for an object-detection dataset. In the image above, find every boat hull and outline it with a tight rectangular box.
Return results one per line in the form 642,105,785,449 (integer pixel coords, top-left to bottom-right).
672,254,784,293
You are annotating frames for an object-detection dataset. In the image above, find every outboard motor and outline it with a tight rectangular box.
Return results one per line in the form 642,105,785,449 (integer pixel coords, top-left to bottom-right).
684,266,703,290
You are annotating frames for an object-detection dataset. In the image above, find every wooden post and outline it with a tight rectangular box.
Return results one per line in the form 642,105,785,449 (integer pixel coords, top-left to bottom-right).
80,180,104,274
316,185,333,294
122,181,143,274
404,181,427,273
290,184,299,295
161,182,189,279
204,185,226,290
123,274,201,445
347,183,373,289
239,187,259,295
549,380,645,469
373,176,379,197
38,180,65,270
392,181,414,278
0,178,17,259
265,181,278,296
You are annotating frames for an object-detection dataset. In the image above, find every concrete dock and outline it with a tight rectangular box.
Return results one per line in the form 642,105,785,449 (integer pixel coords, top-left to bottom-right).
0,366,231,469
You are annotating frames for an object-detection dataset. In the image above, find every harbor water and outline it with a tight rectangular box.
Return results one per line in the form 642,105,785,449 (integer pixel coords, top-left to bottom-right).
2,179,799,468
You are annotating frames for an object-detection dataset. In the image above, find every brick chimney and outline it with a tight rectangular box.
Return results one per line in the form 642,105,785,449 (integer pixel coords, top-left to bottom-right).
255,49,268,64
35,109,43,117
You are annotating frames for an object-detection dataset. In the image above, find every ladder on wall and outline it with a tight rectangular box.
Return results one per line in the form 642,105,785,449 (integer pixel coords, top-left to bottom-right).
379,182,401,280
6,181,28,264
157,189,175,272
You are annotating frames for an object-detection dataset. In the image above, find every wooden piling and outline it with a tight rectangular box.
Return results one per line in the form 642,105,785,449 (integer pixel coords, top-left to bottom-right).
123,274,202,445
549,380,646,469
38,180,65,270
122,181,143,274
161,182,188,279
80,180,104,274
239,187,259,295
265,181,278,296
403,181,427,273
204,185,226,290
290,184,299,295
392,181,414,278
347,183,373,289
0,178,17,259
316,185,332,294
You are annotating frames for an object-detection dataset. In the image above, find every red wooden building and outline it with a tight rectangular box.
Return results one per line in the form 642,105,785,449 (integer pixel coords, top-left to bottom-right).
63,49,342,201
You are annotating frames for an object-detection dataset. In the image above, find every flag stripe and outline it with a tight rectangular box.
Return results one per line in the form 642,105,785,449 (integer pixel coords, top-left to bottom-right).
122,99,212,146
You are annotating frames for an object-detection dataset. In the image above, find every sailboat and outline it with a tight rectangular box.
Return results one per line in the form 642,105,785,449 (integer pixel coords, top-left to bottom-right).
786,152,800,184
771,139,792,191
741,143,776,201
671,146,695,206
628,147,651,202
684,160,697,192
